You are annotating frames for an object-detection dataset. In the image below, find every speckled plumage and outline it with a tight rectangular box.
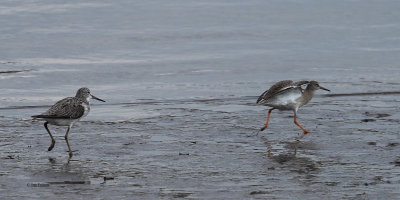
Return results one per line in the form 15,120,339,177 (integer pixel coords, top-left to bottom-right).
33,97,88,120
32,87,105,158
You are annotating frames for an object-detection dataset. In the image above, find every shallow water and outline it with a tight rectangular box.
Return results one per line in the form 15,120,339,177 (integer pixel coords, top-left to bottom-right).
1,0,400,199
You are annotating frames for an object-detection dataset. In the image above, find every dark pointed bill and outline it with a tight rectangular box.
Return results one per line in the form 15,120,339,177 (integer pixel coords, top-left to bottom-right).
319,86,330,92
91,95,105,102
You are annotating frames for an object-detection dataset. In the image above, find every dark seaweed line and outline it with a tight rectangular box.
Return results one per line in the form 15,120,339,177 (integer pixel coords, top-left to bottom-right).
320,91,400,97
0,105,50,110
1,91,399,111
0,97,255,110
0,69,35,74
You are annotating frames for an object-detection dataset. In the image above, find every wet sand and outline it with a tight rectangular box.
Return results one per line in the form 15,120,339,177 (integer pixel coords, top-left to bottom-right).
1,0,400,199
1,93,399,199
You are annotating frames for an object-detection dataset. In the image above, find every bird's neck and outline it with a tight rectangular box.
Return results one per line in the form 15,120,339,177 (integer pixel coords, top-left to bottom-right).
76,96,90,104
301,87,316,105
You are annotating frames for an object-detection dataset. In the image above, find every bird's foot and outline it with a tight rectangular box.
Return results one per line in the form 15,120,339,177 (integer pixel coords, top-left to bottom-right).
48,142,55,151
296,131,310,141
299,127,311,134
255,126,267,136
66,150,77,158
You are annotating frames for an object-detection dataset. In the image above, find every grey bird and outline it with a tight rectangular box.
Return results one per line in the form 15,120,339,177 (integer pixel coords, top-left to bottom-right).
32,87,105,157
256,80,329,136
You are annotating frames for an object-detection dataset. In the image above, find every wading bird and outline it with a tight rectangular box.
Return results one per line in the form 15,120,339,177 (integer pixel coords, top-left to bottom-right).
32,87,105,158
257,80,329,137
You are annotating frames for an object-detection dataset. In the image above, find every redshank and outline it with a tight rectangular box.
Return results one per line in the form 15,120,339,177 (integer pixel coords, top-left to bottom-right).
32,87,105,158
256,80,329,136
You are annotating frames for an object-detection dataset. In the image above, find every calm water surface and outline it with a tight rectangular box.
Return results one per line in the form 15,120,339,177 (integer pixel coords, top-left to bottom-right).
1,0,400,199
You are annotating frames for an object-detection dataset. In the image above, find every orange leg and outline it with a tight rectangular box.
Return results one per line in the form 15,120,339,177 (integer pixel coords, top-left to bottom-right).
294,113,310,134
260,108,274,131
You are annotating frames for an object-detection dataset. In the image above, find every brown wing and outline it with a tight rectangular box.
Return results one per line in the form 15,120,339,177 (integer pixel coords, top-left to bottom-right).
294,80,310,87
257,80,294,103
33,97,85,119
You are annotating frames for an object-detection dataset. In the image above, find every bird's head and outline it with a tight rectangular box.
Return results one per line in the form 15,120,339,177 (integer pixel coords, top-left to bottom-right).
308,81,330,92
76,87,105,102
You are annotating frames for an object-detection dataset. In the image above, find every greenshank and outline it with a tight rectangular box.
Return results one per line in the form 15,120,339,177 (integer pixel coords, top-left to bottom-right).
32,87,105,158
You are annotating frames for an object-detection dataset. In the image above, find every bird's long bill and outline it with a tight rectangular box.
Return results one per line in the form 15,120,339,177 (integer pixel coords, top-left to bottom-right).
91,94,106,102
319,86,330,92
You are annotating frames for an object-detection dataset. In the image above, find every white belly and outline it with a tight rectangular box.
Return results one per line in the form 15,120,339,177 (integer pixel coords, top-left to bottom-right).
82,104,90,118
266,90,302,111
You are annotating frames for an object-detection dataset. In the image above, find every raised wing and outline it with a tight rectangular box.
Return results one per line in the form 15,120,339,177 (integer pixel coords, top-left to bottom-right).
257,80,295,103
294,80,310,87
